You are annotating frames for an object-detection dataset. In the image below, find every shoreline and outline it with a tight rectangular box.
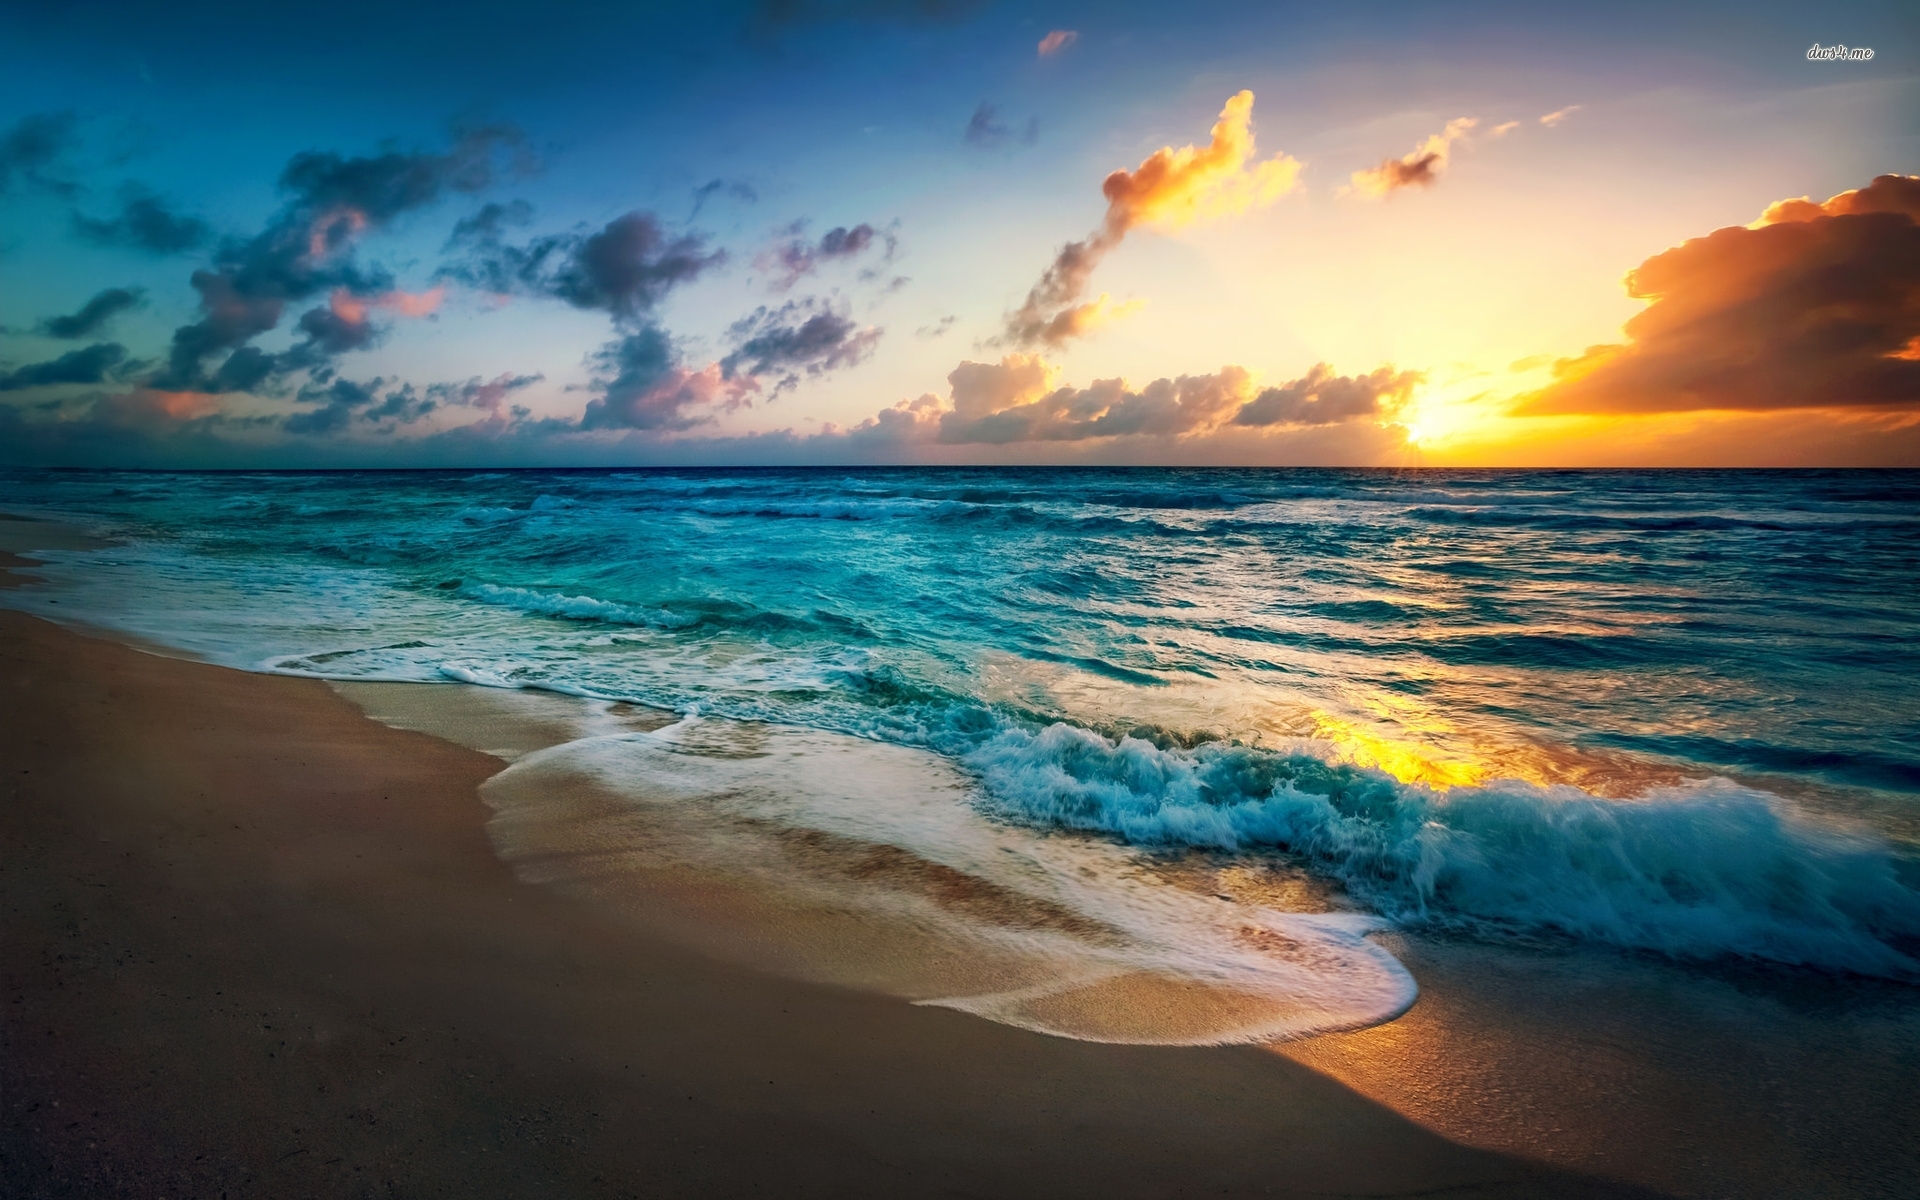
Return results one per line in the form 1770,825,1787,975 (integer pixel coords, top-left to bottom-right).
0,608,1641,1197
3,514,1915,1196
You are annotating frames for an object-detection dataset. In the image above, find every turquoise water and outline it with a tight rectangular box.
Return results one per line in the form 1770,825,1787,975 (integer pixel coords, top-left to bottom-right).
6,466,1919,978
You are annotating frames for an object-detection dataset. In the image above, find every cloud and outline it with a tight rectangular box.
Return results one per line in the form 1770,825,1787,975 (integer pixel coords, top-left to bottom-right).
722,297,884,392
759,221,891,289
155,125,525,390
1490,121,1520,138
444,208,723,320
1037,29,1078,57
0,112,78,197
71,190,212,253
0,342,128,391
827,354,1409,447
1349,117,1477,197
916,315,958,338
964,103,1039,149
1540,106,1581,127
1521,174,1920,415
579,325,758,431
690,178,757,219
550,212,721,318
427,372,544,412
36,287,144,339
1233,363,1422,425
1002,90,1301,347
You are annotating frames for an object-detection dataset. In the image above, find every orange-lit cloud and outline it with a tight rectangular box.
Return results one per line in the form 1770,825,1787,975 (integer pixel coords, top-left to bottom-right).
1540,105,1581,127
1003,91,1301,347
1521,174,1920,415
1037,29,1077,56
833,354,1414,449
1490,120,1520,138
1349,117,1476,197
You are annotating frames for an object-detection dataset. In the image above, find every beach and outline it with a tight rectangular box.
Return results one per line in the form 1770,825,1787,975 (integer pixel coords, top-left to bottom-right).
1,568,1648,1197
3,479,1917,1198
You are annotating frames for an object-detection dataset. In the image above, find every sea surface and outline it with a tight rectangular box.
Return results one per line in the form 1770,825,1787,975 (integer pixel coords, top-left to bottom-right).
5,467,1918,1039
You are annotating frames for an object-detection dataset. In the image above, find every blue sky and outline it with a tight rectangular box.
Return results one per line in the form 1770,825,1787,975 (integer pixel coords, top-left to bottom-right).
2,0,1916,466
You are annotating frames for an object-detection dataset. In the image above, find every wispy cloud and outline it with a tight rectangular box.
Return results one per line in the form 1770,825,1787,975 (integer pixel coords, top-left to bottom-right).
1037,29,1078,57
1003,91,1301,348
1349,117,1476,197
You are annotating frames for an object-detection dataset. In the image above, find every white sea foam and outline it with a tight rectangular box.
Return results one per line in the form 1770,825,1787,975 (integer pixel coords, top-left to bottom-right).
962,722,1920,977
481,719,1418,1045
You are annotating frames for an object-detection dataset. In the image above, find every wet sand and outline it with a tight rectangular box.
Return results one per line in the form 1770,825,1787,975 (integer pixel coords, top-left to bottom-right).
0,598,1645,1196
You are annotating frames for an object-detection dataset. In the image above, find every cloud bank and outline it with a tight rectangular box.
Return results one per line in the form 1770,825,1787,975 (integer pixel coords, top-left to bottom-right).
1523,174,1920,414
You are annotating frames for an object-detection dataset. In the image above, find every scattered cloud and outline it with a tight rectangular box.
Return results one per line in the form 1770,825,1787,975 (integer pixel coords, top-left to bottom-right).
0,112,79,198
916,315,958,338
1037,29,1078,57
722,297,884,392
1540,105,1582,127
444,207,722,320
1490,121,1520,138
0,342,128,391
427,372,545,413
759,221,892,289
37,287,145,339
579,325,757,431
1521,174,1920,415
1349,117,1477,197
690,178,757,219
964,103,1039,149
1003,90,1301,347
71,189,212,253
155,125,527,391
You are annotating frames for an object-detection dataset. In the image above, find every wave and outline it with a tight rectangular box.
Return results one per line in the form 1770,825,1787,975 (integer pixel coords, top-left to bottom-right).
458,582,699,629
958,722,1920,978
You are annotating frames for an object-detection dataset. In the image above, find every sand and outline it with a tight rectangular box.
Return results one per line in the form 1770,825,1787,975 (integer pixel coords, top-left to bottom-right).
0,604,1644,1196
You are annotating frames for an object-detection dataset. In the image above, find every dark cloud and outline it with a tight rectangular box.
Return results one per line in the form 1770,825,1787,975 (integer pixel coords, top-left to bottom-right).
71,190,212,253
444,209,723,321
1233,364,1422,426
579,325,755,431
155,125,525,390
916,314,958,338
552,212,722,318
0,112,79,197
964,103,1039,149
290,297,380,358
37,287,144,339
760,221,891,290
1522,174,1920,415
691,178,757,219
0,342,127,391
283,373,438,434
722,298,883,393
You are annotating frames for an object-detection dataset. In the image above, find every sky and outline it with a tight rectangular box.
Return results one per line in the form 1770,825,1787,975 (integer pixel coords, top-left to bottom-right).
1,0,1916,468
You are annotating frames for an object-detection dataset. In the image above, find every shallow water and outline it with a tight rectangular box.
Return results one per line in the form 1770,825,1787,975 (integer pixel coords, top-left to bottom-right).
3,466,1917,1019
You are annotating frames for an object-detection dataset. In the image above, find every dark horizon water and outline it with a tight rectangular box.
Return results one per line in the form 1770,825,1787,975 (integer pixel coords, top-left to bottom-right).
5,464,1918,986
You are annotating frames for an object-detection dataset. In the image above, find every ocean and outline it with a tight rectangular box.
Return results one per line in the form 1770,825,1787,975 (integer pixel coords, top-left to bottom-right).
5,466,1918,1041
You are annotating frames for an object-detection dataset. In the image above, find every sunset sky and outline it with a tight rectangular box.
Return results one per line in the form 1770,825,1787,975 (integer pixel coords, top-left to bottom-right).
1,0,1915,467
